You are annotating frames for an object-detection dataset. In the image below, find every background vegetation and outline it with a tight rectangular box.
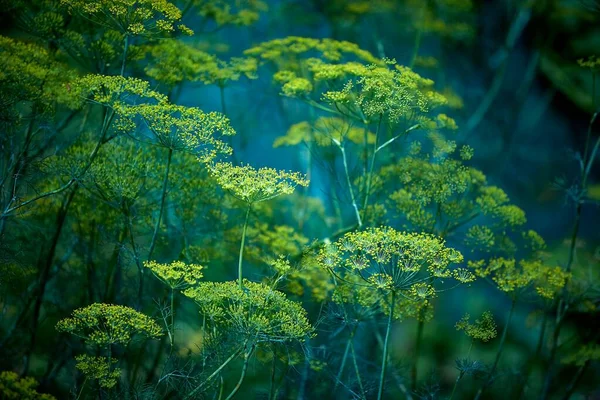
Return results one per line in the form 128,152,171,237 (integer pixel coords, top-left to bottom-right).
1,0,599,399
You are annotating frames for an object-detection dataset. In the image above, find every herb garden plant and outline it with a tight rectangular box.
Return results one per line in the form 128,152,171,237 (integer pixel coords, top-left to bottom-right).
1,0,599,399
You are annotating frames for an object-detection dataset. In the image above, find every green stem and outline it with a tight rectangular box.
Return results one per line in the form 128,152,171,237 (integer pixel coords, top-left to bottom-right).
120,34,129,77
517,309,548,399
76,377,88,400
224,344,255,400
561,360,589,400
474,297,516,400
269,347,277,400
338,144,362,228
238,204,251,289
184,341,247,400
449,340,473,400
378,291,396,400
148,147,172,260
334,325,357,391
170,287,175,348
411,315,425,390
362,114,382,222
349,339,366,399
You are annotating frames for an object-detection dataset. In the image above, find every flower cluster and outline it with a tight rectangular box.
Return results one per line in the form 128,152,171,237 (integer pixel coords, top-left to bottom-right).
209,162,309,204
318,227,465,309
141,39,257,88
0,371,56,400
56,303,163,346
144,260,204,290
192,0,268,26
0,35,74,115
183,280,314,343
244,36,380,66
74,354,121,389
65,74,167,110
455,311,498,342
273,117,376,148
119,104,235,161
60,0,192,36
468,257,569,300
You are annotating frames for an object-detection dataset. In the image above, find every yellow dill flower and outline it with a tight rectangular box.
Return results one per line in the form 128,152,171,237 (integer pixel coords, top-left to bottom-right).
0,371,56,400
183,280,313,343
60,0,192,36
209,162,309,204
74,354,121,389
192,0,268,26
118,103,235,161
56,303,163,346
455,311,498,342
144,260,204,289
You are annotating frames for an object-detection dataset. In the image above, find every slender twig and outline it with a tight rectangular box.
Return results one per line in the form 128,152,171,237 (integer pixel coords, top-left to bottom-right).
148,147,173,259
224,344,255,400
336,142,362,227
378,291,396,400
238,204,251,289
474,297,516,400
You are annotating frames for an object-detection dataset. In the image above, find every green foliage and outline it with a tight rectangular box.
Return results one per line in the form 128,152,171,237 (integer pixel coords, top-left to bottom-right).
456,311,498,342
66,74,167,109
74,355,121,389
119,103,235,161
60,0,192,36
56,303,163,346
140,39,258,88
209,162,309,204
192,0,268,26
183,280,314,343
0,371,56,400
318,226,467,319
144,260,204,290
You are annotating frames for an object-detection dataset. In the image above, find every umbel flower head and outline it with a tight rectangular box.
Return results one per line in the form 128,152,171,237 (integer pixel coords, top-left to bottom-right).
468,257,570,300
0,35,75,115
192,0,268,26
65,74,167,110
455,311,498,342
141,39,258,88
183,280,313,343
144,260,204,290
56,303,163,346
0,371,56,400
74,354,121,389
118,104,236,162
60,0,192,36
209,161,309,204
318,226,468,306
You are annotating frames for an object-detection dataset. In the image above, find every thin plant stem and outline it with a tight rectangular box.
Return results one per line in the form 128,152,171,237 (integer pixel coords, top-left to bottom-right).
148,147,173,260
541,113,598,400
170,287,175,348
338,144,362,228
334,325,357,391
184,340,248,400
449,340,473,400
224,344,255,400
76,377,88,400
378,291,396,400
238,204,251,289
349,339,366,399
474,297,516,400
269,347,277,400
561,360,589,400
411,315,425,390
362,114,382,221
516,308,548,399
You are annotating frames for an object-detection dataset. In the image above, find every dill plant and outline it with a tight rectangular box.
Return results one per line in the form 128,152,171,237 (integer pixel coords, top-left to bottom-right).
1,1,598,399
